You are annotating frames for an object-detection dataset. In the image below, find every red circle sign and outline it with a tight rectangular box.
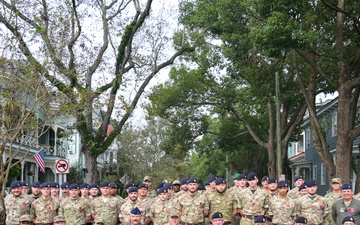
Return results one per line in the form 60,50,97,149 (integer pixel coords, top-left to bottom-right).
56,159,69,173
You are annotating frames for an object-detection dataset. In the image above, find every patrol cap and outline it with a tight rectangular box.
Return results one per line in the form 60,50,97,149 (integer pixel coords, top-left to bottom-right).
233,173,240,180
299,183,307,191
90,183,99,189
32,181,41,188
53,215,66,222
143,176,152,182
215,177,226,185
128,186,138,193
254,216,266,223
342,216,355,224
21,181,29,187
100,181,110,188
60,182,69,189
277,180,288,188
237,174,247,180
305,179,317,187
130,207,141,215
331,178,342,184
268,178,277,184
80,183,90,189
125,182,135,189
180,178,188,185
94,219,105,224
164,183,172,190
10,180,21,189
109,182,118,189
138,183,148,189
40,182,51,188
50,182,59,188
173,180,181,185
69,183,79,190
295,216,307,224
247,172,257,181
294,175,303,182
157,182,165,189
261,176,269,182
169,210,180,217
208,175,217,182
187,178,198,184
19,215,32,222
211,212,223,219
157,187,168,194
342,184,352,190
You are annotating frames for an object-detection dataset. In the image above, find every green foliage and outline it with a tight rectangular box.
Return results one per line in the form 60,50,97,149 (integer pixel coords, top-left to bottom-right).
67,166,83,184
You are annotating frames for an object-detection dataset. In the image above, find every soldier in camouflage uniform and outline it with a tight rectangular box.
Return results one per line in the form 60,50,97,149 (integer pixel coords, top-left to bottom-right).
324,178,342,225
174,178,188,199
299,184,308,197
169,210,181,225
261,177,269,191
89,184,99,200
172,180,181,195
80,183,90,200
51,182,60,199
150,188,173,225
203,175,217,225
110,182,125,205
59,183,92,224
211,212,225,225
121,207,142,225
268,181,295,225
60,182,70,202
231,174,248,225
21,182,30,195
30,182,60,224
175,178,209,225
4,181,34,225
119,186,151,225
267,178,278,198
206,177,237,224
287,176,304,200
138,183,154,208
295,180,329,225
143,176,157,199
91,181,123,225
237,172,270,225
31,182,41,200
19,214,33,225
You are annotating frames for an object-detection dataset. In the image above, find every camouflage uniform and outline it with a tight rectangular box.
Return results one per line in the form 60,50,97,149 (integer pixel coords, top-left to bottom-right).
287,187,299,200
295,194,329,225
4,193,33,225
324,192,342,225
59,197,91,224
119,199,151,223
205,190,237,222
268,195,295,225
91,196,122,225
238,187,270,225
30,197,60,224
150,197,173,225
175,192,207,224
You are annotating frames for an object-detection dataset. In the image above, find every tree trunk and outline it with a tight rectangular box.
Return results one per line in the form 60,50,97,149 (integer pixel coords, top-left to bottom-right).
84,149,98,183
336,86,353,184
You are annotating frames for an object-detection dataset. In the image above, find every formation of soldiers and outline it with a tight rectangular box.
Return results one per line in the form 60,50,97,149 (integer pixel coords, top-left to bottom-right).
4,173,360,225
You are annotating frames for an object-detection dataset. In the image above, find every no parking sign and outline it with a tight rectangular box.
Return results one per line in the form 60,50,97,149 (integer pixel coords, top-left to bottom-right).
55,159,69,174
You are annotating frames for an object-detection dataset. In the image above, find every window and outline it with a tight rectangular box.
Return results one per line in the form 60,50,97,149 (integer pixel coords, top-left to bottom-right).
321,163,326,185
305,128,310,148
313,165,317,181
332,112,337,136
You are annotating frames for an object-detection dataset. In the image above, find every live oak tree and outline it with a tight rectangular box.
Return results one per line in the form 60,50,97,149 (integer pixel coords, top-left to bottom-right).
0,0,194,182
148,0,307,178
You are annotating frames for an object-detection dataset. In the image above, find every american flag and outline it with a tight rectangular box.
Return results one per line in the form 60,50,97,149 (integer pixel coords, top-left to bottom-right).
34,148,45,173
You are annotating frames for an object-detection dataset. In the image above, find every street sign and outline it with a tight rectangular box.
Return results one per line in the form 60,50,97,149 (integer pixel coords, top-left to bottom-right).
55,159,69,174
